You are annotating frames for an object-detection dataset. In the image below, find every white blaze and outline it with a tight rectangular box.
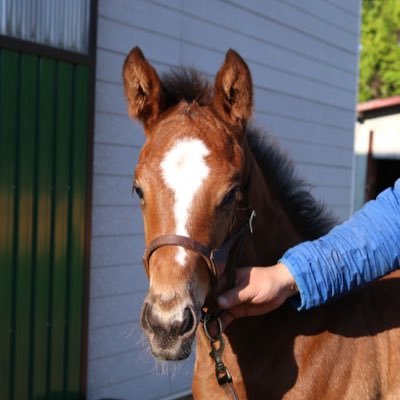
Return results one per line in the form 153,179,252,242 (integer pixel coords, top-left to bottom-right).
161,138,210,266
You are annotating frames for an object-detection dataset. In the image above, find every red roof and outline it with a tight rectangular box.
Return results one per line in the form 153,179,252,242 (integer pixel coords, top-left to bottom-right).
358,96,400,113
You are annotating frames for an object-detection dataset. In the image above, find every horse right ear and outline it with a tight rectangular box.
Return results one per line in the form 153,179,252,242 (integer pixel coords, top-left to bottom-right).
123,47,164,131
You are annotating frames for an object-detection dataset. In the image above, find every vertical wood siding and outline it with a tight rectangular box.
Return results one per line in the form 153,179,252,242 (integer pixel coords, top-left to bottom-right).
89,0,361,398
0,49,88,400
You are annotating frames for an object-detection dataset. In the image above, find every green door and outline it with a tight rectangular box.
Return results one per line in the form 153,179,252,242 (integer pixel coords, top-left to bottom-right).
0,49,89,400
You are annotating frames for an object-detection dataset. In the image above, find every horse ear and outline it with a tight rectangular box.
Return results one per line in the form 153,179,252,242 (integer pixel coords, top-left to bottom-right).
213,49,253,127
123,47,164,130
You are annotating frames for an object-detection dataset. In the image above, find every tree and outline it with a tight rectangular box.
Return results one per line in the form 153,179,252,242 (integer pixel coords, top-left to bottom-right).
359,0,400,102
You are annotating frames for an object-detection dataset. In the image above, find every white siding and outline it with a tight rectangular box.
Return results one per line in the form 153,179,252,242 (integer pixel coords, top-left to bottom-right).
88,0,361,398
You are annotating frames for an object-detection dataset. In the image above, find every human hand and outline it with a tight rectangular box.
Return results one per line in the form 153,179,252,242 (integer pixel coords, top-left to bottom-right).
217,263,298,330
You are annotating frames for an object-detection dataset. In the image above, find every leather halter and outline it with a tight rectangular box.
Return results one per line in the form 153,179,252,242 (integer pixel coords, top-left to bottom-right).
142,209,256,304
142,209,255,400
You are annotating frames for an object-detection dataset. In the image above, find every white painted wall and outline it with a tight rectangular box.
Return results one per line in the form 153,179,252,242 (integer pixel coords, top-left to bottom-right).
88,1,361,399
356,113,400,159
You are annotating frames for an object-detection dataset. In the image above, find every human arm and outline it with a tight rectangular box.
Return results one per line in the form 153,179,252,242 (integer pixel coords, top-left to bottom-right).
282,178,400,310
218,179,400,327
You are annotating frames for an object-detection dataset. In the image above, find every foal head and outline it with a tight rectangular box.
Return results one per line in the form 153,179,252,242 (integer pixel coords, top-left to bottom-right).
123,47,253,360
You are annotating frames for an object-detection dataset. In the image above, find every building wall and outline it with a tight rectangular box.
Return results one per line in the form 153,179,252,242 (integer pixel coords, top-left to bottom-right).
356,113,400,160
354,110,400,210
88,1,361,399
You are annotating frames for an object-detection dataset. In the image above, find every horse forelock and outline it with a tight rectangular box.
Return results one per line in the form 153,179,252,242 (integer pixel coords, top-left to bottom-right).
161,67,213,107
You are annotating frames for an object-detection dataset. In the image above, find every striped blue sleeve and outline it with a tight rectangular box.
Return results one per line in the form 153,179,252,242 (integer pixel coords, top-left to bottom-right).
280,178,400,310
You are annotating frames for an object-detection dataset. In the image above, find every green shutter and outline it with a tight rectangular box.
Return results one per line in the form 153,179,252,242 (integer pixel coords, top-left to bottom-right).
0,49,89,400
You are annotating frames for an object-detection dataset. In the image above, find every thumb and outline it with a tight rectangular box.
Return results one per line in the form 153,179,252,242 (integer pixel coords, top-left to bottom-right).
217,285,250,309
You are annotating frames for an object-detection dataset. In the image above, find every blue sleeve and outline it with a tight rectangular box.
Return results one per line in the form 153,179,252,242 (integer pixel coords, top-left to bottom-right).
280,178,400,310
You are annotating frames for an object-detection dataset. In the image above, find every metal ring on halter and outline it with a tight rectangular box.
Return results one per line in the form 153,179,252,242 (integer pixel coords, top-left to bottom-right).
203,314,223,342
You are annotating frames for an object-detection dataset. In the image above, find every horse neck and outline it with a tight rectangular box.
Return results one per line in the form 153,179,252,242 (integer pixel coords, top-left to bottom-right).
193,143,304,395
240,141,302,266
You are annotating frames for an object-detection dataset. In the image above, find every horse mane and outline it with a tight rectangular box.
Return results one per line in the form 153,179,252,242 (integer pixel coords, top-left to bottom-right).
245,128,336,239
160,68,336,239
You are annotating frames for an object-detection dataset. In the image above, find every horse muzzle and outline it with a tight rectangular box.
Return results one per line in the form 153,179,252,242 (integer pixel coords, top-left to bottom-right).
141,300,198,360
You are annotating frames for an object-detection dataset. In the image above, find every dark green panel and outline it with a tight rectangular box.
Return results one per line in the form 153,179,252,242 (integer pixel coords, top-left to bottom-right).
31,57,57,400
49,62,73,396
0,49,19,400
0,49,89,400
14,53,38,400
65,65,89,399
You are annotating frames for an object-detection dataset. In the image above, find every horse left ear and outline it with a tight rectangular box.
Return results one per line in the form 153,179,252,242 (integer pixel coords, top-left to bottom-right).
213,49,253,128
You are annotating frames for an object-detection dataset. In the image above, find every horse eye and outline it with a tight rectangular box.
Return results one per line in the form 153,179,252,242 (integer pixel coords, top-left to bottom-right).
221,186,240,207
133,185,144,200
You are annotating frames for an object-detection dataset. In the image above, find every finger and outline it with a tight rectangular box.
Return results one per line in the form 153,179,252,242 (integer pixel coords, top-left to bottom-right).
217,267,254,309
221,301,283,331
220,311,235,332
220,304,249,331
216,272,228,294
217,266,250,294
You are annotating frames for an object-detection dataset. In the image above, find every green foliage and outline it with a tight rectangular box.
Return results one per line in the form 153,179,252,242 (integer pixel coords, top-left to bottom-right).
359,0,400,102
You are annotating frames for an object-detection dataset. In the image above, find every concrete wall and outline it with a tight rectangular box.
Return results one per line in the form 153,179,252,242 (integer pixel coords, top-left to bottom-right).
87,1,361,399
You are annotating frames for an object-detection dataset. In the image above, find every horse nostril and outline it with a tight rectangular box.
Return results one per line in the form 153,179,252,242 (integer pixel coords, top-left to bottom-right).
180,307,195,336
141,302,156,332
